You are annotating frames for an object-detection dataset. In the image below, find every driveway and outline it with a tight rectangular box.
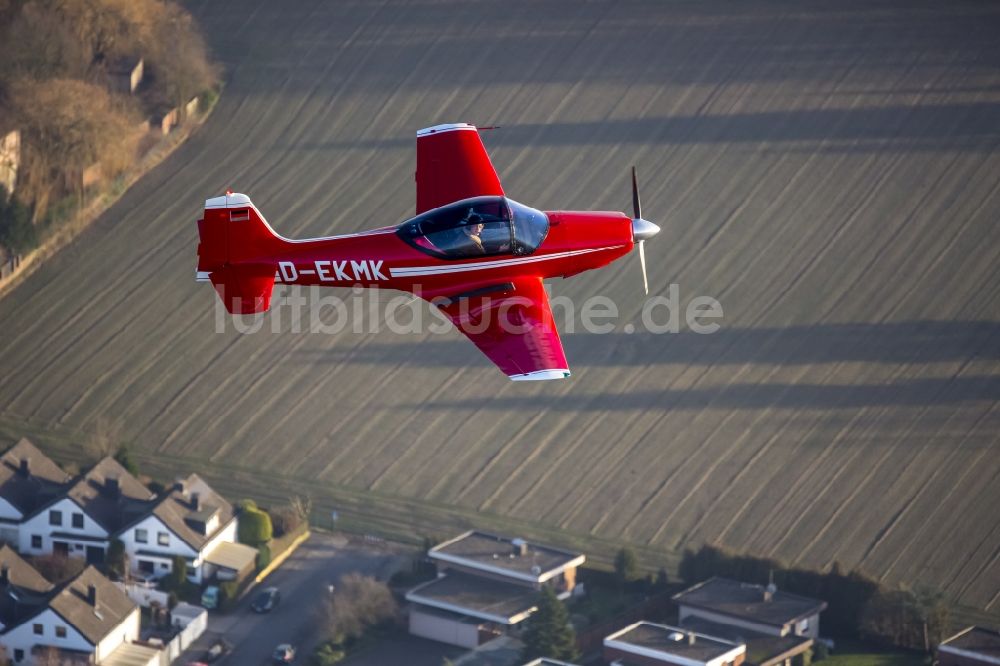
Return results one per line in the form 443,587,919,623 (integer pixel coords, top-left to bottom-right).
175,531,409,665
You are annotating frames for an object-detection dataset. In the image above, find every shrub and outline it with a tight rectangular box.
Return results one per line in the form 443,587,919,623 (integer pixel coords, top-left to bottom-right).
311,642,346,666
114,444,139,476
614,546,641,585
0,189,36,255
256,544,271,571
106,539,127,579
238,506,273,546
218,580,238,610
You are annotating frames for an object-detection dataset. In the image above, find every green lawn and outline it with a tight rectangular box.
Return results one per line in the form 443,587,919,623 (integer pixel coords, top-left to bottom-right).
821,641,927,666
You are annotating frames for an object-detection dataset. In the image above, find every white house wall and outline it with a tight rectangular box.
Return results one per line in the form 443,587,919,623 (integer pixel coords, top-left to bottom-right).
17,498,108,555
409,608,479,649
119,515,197,579
0,496,23,522
0,497,24,545
0,608,93,664
95,607,140,661
201,518,238,558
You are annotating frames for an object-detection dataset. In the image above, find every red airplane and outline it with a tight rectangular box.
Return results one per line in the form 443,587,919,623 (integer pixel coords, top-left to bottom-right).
196,123,659,380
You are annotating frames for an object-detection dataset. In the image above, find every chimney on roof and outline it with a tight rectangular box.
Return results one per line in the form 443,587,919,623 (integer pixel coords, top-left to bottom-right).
511,538,528,558
87,583,98,607
191,492,200,511
764,582,777,603
105,476,120,498
688,632,697,645
18,458,29,477
0,565,8,587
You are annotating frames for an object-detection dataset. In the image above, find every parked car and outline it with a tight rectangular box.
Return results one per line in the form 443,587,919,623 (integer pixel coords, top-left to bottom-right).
272,643,296,663
252,586,281,613
202,638,233,663
201,585,220,609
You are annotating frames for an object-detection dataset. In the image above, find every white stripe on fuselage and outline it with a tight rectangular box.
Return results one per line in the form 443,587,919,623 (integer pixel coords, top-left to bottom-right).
388,246,623,278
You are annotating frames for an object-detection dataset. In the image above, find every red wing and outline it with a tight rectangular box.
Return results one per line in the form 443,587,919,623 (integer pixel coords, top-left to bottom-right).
416,124,504,215
430,277,570,381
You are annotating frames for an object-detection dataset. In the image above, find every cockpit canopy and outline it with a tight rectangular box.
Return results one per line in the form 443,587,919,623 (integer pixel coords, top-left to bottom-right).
397,196,549,260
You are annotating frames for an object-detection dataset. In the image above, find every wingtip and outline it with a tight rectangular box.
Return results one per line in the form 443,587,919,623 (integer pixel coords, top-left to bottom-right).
509,369,571,381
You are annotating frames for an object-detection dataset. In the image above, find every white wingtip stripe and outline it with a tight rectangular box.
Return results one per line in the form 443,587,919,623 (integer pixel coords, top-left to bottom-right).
417,123,477,137
509,369,571,381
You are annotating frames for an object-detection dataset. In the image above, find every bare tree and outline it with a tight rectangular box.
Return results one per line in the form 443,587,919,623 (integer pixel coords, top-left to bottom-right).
325,574,397,643
290,495,313,524
0,4,92,82
142,1,219,110
11,78,141,219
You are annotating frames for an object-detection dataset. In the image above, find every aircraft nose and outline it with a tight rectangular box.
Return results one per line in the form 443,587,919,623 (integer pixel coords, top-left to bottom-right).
632,217,660,242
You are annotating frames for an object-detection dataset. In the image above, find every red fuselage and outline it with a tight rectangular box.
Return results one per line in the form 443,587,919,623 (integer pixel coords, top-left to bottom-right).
249,208,635,300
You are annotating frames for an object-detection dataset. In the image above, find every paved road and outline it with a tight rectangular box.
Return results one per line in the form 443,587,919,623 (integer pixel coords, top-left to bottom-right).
176,532,409,665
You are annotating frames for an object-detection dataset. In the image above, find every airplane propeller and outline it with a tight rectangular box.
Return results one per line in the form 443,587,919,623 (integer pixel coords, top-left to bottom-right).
630,166,660,295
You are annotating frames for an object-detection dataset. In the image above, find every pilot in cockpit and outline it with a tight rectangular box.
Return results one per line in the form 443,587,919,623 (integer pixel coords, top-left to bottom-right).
461,210,486,254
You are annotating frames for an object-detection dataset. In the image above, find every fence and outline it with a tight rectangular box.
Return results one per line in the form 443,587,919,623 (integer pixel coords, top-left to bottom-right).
142,603,207,665
116,581,171,608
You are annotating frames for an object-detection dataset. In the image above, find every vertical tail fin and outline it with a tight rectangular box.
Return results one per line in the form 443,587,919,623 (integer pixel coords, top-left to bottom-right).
196,193,281,314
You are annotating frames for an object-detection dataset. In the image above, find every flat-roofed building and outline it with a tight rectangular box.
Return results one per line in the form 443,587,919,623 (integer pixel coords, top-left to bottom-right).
604,622,746,666
939,627,1000,666
680,617,813,666
430,531,585,597
408,531,586,649
673,578,826,638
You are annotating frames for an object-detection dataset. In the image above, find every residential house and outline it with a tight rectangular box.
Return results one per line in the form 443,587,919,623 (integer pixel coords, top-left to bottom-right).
0,440,72,547
407,531,585,649
117,474,253,584
0,546,147,665
673,578,826,639
429,532,584,597
604,622,746,666
0,441,248,588
939,627,1000,666
679,618,814,666
18,458,153,565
